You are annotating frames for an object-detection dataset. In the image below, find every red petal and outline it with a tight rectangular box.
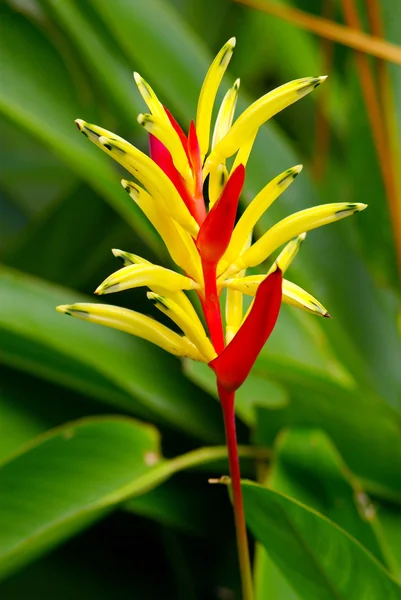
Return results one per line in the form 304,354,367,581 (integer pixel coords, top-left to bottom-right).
187,121,206,224
210,268,282,391
197,164,245,264
149,133,200,221
164,106,190,160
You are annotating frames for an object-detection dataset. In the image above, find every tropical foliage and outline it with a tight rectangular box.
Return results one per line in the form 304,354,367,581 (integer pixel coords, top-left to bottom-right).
0,0,400,598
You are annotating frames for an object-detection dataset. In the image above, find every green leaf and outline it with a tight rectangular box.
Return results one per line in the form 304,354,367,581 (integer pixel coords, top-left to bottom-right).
254,356,401,501
267,429,392,568
0,5,161,256
0,416,161,580
0,266,223,442
0,414,252,580
42,0,142,130
242,481,401,600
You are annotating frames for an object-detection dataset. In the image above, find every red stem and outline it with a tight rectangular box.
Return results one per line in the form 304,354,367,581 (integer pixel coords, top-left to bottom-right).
219,383,254,599
201,254,253,598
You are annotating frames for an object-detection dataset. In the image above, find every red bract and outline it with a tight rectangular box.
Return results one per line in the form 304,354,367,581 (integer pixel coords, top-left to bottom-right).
149,133,203,223
210,267,283,391
197,164,245,264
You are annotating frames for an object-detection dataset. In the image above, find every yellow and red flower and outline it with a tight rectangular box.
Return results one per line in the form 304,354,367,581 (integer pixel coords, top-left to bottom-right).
57,38,366,392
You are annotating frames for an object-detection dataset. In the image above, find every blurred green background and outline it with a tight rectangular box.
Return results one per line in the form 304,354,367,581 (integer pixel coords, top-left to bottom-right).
1,0,400,598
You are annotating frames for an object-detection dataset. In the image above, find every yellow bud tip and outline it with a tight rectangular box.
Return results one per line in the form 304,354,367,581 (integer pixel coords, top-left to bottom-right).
227,37,236,48
137,114,146,125
294,164,303,174
75,119,84,131
133,71,142,84
56,304,70,314
358,203,368,211
234,78,240,90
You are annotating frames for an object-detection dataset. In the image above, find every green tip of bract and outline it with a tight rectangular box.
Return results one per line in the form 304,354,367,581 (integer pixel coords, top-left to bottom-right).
315,75,328,86
56,304,70,314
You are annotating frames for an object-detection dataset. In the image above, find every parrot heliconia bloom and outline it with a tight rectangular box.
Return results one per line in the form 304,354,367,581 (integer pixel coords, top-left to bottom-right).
57,37,366,393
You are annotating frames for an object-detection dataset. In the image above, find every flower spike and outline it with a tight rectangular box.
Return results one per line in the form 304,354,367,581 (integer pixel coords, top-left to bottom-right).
65,41,367,599
210,267,283,391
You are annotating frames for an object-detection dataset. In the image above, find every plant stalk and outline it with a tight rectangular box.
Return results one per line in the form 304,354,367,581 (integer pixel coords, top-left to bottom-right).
219,383,254,600
201,255,254,598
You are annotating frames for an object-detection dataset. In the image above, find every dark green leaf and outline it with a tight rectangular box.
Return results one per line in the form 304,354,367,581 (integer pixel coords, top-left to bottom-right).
242,481,401,599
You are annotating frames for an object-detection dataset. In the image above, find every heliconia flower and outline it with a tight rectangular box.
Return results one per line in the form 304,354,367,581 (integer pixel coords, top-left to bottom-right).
59,38,367,393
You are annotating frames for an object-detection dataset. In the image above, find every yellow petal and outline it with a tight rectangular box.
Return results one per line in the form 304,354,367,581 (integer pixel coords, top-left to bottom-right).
122,180,202,283
56,303,205,360
208,163,228,208
75,120,198,236
222,276,329,317
95,264,199,295
147,293,217,362
223,202,367,277
225,288,243,344
137,113,193,184
222,165,303,269
111,249,206,333
204,76,327,175
281,280,330,317
133,72,170,125
112,249,151,266
230,130,257,173
196,37,236,159
267,233,306,274
212,78,240,149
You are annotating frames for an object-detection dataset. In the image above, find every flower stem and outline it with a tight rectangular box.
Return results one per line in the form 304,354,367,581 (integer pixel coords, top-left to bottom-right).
219,382,254,600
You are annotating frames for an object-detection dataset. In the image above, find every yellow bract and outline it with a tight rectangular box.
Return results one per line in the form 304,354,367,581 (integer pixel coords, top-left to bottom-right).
137,113,193,185
133,72,171,124
204,76,327,176
122,180,202,283
221,202,367,279
56,303,205,360
212,78,240,149
221,165,303,270
196,37,236,159
95,264,199,296
148,293,217,362
75,120,198,237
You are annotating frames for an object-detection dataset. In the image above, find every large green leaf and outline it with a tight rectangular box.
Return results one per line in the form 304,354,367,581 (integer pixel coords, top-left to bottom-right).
0,267,223,442
267,429,392,568
0,415,252,580
0,416,161,580
0,4,161,256
242,481,401,600
254,355,401,501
